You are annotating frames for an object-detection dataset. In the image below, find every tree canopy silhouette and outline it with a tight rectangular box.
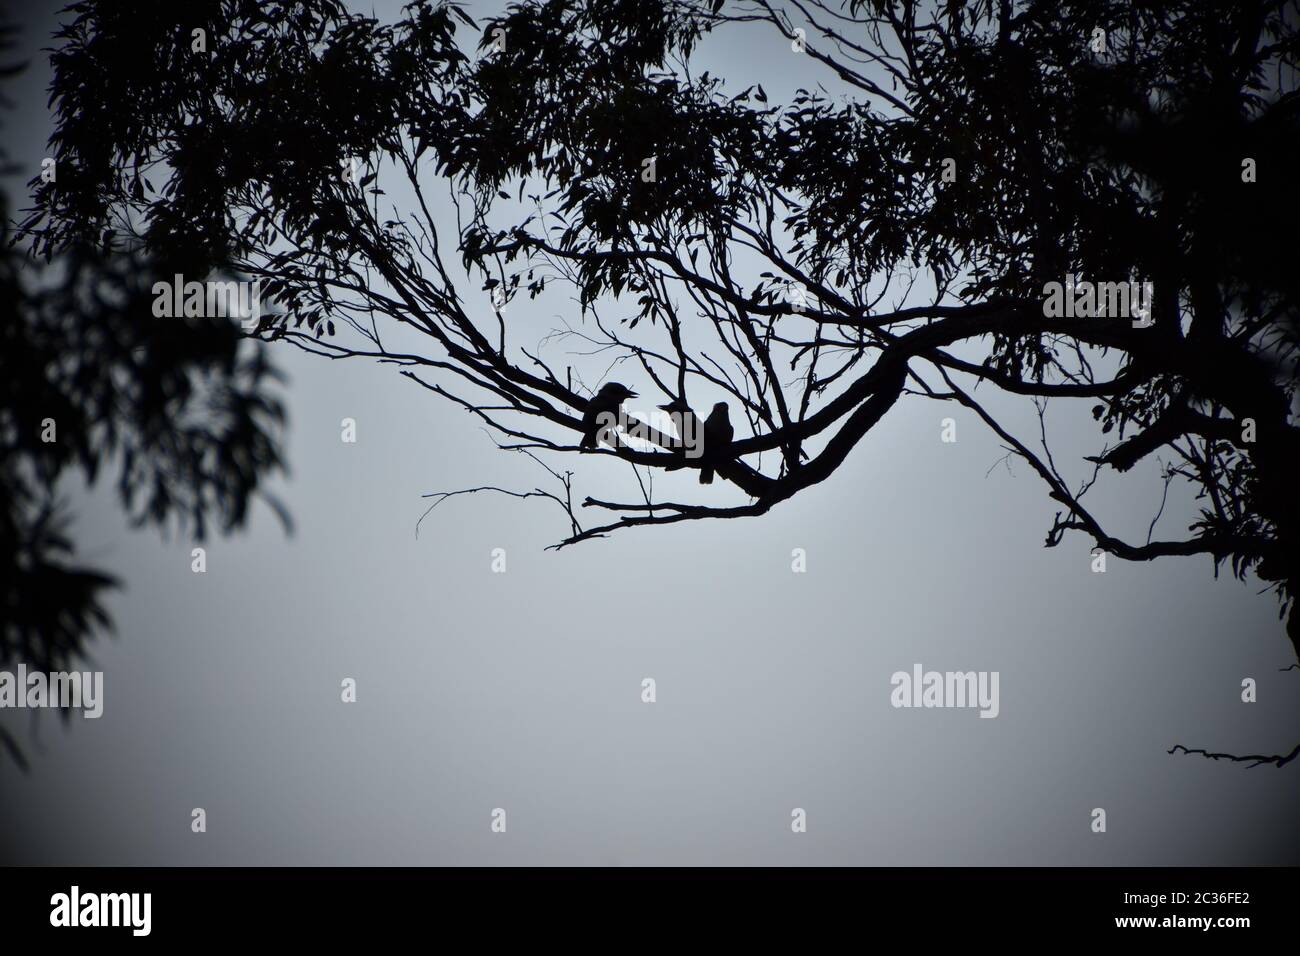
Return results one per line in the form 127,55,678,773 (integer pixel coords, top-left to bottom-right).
17,0,1300,668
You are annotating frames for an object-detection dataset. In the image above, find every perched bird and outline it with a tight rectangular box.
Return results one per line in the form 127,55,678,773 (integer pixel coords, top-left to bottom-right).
580,382,638,449
699,401,734,484
657,396,696,466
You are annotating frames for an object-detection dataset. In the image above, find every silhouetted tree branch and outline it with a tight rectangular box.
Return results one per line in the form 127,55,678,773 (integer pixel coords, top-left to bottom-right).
1168,743,1300,769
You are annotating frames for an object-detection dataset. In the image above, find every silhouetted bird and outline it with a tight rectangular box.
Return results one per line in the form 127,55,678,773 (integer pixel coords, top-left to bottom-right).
657,396,696,464
580,382,637,449
699,401,733,484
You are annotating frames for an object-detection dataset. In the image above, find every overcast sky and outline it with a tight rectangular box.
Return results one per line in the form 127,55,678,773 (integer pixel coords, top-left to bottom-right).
3,0,1298,866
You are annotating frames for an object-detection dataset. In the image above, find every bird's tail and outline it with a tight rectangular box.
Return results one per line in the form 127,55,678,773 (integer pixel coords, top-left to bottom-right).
699,466,714,484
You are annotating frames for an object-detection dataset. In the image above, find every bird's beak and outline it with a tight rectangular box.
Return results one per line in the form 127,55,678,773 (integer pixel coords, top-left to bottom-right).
626,390,639,399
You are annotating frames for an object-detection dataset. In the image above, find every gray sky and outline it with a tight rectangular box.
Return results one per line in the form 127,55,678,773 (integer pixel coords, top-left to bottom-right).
2,0,1298,866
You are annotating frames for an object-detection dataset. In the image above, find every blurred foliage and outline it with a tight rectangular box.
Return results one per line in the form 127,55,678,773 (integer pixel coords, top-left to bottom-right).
1,17,288,767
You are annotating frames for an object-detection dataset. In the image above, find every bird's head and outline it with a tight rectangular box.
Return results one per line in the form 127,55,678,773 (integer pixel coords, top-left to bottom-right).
712,401,729,416
599,382,638,402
